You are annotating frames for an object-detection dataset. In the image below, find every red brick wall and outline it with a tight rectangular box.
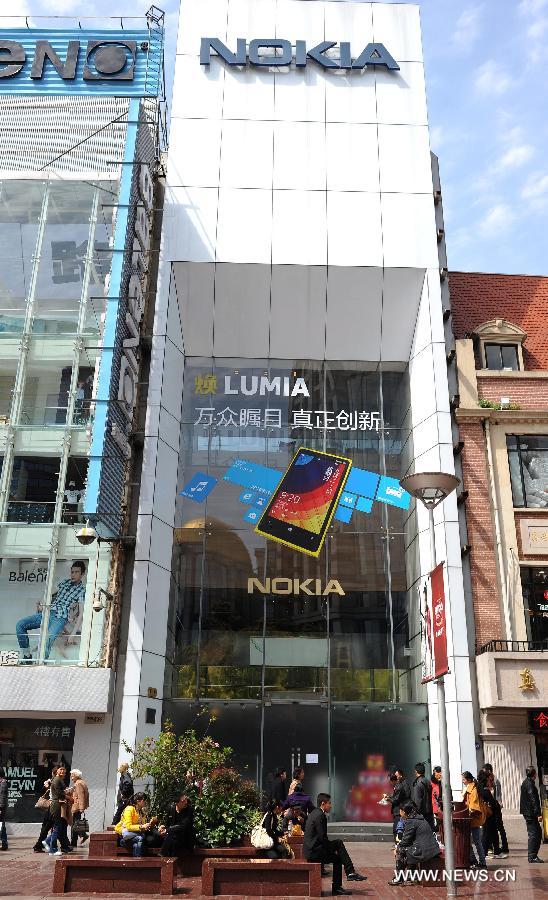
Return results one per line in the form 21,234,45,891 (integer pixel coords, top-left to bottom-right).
449,272,548,371
458,420,504,645
477,375,548,409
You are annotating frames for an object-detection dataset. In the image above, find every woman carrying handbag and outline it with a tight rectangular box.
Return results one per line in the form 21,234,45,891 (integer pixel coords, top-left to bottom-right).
33,765,57,853
70,769,90,847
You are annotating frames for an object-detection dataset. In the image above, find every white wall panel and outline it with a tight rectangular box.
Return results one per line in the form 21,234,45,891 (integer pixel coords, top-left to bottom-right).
325,266,383,360
174,261,215,357
223,66,275,121
269,265,327,359
276,0,326,45
375,62,428,125
272,189,327,265
171,54,224,121
164,186,218,263
217,187,272,263
177,0,228,56
213,263,271,356
219,119,274,189
378,124,432,194
325,71,377,124
372,2,423,63
274,67,326,123
168,118,222,189
380,266,424,361
327,191,382,267
326,123,379,191
381,193,439,268
273,121,326,190
324,0,373,44
227,0,277,44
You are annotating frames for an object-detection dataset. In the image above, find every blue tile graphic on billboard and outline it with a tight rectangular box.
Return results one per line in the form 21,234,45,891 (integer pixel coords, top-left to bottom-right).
345,468,380,500
340,491,358,509
180,472,217,502
224,459,282,494
244,506,263,524
334,505,353,524
356,496,374,514
376,476,411,510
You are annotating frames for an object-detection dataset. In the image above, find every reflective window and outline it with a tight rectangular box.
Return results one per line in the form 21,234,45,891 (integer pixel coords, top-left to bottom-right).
507,435,548,509
521,568,548,645
485,343,519,371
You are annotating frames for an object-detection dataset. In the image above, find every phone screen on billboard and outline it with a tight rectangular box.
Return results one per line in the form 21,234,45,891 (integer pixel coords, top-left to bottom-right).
255,448,352,556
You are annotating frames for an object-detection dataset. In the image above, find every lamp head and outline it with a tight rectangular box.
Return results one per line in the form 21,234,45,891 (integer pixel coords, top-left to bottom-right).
75,521,97,546
400,472,460,510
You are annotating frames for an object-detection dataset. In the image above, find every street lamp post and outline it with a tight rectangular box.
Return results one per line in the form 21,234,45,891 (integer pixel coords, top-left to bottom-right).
400,471,460,898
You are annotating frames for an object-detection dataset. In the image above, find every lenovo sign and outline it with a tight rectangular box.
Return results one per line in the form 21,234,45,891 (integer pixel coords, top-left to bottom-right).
200,38,399,71
0,38,139,81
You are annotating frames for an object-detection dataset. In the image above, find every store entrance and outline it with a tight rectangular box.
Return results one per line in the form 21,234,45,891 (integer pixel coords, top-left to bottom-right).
262,703,329,811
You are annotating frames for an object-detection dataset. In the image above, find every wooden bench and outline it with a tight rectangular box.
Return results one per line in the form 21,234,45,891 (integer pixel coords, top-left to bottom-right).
53,857,176,896
202,859,321,897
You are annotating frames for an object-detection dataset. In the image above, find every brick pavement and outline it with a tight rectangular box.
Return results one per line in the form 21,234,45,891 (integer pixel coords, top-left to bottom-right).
1,818,547,900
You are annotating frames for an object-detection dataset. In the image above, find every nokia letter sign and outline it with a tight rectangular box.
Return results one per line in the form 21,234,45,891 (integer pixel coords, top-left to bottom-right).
200,38,399,71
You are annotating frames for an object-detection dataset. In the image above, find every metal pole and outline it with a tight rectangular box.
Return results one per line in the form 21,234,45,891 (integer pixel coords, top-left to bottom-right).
428,507,456,897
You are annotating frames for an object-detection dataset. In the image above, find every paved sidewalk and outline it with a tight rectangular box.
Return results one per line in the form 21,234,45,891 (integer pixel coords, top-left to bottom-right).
0,817,546,899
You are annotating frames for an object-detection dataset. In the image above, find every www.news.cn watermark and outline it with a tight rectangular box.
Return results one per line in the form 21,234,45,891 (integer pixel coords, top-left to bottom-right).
391,868,517,884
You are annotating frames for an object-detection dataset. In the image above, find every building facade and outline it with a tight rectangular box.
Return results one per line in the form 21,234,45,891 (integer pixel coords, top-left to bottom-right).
0,14,165,831
117,0,477,821
451,271,548,810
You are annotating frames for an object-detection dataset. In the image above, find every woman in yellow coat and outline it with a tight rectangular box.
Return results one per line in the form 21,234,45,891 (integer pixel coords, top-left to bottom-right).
114,793,156,857
462,772,487,868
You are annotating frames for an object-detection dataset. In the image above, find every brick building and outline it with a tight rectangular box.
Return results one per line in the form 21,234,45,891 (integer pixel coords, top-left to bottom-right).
450,271,548,809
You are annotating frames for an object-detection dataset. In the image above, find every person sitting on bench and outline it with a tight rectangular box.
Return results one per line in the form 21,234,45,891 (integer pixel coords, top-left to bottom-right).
114,793,157,857
304,792,367,896
160,793,195,857
388,800,440,886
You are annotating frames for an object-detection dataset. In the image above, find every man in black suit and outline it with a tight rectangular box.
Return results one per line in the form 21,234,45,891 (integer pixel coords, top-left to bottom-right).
304,793,367,896
520,767,543,864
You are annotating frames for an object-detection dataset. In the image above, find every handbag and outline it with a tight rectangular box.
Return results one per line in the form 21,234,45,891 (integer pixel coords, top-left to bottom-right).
35,792,51,811
250,814,274,850
72,816,89,835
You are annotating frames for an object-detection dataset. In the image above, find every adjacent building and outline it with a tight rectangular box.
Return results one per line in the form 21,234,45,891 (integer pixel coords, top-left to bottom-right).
451,271,548,810
0,13,165,831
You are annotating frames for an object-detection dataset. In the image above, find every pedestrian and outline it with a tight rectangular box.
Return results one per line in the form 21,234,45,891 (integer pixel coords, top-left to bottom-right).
477,768,500,858
383,769,411,838
387,801,441,886
272,768,288,805
283,782,315,819
0,767,8,851
520,766,543,864
462,772,487,868
304,792,367,895
262,800,292,859
483,763,508,858
112,762,133,825
69,769,89,847
33,765,57,853
47,764,72,855
288,767,305,796
159,793,195,857
411,763,434,830
114,793,156,857
430,767,443,831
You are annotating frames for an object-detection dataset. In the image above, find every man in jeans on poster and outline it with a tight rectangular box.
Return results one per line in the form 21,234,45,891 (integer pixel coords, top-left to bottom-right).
16,561,86,662
304,793,367,895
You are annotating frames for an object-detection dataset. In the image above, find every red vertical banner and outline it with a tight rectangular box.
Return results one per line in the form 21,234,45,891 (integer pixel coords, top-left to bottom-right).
421,562,449,683
431,561,449,679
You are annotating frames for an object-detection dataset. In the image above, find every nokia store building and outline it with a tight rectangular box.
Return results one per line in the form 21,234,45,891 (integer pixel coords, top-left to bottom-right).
118,0,477,820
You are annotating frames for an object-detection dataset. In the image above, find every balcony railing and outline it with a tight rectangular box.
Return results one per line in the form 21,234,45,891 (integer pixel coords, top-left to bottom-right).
6,501,86,525
477,639,548,655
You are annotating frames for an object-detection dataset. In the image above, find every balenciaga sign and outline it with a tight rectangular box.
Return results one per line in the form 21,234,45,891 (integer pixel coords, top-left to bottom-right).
200,38,399,71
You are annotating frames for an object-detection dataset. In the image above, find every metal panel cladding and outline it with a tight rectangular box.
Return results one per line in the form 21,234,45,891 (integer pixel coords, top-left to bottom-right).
0,28,162,97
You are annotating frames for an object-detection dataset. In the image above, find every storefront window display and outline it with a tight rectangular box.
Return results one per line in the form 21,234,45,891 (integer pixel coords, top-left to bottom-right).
164,359,427,820
0,718,75,822
0,558,90,664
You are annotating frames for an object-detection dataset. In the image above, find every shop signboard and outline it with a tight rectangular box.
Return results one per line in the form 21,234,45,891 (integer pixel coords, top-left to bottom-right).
0,718,75,822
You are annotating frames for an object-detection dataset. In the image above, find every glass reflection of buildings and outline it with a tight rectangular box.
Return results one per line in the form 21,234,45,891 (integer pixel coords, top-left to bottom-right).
165,361,429,818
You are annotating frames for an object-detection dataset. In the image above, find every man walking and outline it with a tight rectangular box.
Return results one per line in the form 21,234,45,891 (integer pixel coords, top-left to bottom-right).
412,763,434,830
520,766,543,864
304,792,367,895
0,767,8,851
16,560,86,661
483,763,508,858
383,769,411,838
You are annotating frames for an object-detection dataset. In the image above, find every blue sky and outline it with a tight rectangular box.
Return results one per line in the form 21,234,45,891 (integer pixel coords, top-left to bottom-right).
4,0,548,275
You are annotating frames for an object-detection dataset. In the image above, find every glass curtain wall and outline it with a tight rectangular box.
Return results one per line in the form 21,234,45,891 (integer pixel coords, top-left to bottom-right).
164,359,428,820
0,177,117,664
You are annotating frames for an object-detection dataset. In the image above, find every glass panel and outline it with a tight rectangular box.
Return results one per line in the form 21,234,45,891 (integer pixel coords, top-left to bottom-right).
330,704,429,821
62,458,88,525
507,444,525,508
262,704,329,805
7,457,60,523
519,436,548,509
20,362,94,427
521,567,548,645
0,181,46,335
501,344,519,370
484,344,502,369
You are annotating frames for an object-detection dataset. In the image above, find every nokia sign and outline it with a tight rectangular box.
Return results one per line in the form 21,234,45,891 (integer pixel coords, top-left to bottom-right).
0,38,138,81
200,38,399,71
